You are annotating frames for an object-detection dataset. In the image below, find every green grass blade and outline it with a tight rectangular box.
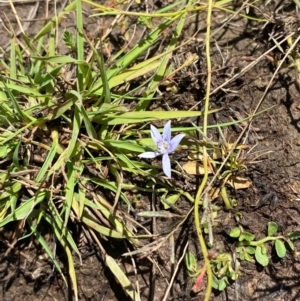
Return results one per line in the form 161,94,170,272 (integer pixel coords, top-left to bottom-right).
85,35,111,103
27,218,67,285
0,192,47,226
46,200,81,260
137,1,188,110
76,0,84,92
35,129,59,182
89,15,181,95
93,109,213,125
33,1,77,41
106,255,139,301
64,161,76,228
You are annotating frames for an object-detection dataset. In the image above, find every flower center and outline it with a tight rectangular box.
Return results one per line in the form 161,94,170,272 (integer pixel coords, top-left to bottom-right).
157,140,169,153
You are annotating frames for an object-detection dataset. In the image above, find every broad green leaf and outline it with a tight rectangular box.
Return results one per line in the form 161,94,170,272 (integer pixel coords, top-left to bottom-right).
161,194,181,209
212,273,219,290
255,245,269,266
218,277,227,291
246,246,256,255
229,227,241,238
288,231,300,240
239,231,255,242
268,221,278,237
275,239,286,258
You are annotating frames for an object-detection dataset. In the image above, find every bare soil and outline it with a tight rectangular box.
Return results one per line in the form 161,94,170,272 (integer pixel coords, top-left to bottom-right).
1,1,300,301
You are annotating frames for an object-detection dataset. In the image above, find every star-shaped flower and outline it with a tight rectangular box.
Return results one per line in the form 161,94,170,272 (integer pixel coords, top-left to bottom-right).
138,120,185,178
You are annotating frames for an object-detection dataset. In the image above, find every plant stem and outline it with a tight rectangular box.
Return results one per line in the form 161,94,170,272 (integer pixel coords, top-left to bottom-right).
194,0,214,300
237,236,284,247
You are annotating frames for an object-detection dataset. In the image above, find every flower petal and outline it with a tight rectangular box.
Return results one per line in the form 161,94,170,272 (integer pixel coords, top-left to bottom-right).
138,151,158,159
150,125,162,144
163,120,171,142
169,133,185,153
162,153,171,178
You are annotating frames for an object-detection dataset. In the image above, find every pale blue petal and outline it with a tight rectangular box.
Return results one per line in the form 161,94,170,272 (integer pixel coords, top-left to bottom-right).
163,120,171,142
150,125,162,144
138,151,158,158
162,153,171,178
169,134,185,153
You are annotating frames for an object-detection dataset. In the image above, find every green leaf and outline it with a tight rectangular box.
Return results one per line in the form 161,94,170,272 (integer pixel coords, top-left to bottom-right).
286,239,295,251
184,252,197,273
218,277,227,291
261,244,267,255
244,252,253,262
161,193,181,209
106,255,138,301
63,30,76,50
246,246,256,255
255,245,269,266
268,221,278,236
27,219,67,285
33,1,77,41
288,231,300,240
137,2,189,110
212,273,219,290
234,212,243,222
239,231,255,242
275,239,286,258
31,55,87,65
0,192,46,226
92,110,215,125
239,251,247,260
229,227,241,238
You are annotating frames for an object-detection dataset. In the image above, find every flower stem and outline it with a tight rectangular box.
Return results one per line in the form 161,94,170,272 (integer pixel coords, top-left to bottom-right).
194,0,214,299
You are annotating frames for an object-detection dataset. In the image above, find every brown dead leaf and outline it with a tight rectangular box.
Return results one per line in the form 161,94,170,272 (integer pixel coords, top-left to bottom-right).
209,186,220,201
227,176,252,189
213,147,223,160
182,161,212,175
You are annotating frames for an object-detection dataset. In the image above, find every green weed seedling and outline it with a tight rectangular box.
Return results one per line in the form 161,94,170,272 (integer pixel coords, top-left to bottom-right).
230,222,294,266
185,250,239,292
185,251,199,278
210,252,239,291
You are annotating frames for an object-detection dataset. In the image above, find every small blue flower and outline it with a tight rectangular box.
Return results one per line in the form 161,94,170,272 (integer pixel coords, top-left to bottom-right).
138,120,185,178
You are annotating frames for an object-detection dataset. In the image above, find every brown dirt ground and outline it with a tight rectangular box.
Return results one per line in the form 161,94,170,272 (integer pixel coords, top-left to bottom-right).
1,0,300,301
